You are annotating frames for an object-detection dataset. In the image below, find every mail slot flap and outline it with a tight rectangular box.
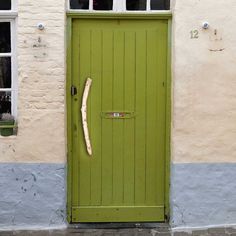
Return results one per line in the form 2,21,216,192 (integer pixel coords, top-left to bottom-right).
101,111,135,119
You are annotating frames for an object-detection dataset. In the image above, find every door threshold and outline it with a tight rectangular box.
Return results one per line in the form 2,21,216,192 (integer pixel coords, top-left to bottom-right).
69,223,169,229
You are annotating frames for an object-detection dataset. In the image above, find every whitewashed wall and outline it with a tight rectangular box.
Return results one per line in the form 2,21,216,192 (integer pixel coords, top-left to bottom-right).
172,0,236,164
0,0,66,163
0,0,67,229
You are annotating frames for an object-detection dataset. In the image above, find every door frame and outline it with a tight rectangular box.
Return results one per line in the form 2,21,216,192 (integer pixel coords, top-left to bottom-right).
66,12,172,223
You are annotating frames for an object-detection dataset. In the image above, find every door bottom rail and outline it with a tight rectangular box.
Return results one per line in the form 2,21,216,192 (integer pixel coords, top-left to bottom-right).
72,206,165,222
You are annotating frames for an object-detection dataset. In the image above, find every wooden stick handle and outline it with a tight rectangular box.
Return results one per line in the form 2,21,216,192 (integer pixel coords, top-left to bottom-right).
81,78,93,156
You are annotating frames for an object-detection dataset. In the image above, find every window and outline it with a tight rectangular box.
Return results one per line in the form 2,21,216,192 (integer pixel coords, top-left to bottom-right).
0,0,17,131
126,0,146,11
69,0,170,11
93,0,113,11
0,22,14,116
0,1,11,10
70,0,89,10
70,0,113,10
151,0,170,10
126,0,170,11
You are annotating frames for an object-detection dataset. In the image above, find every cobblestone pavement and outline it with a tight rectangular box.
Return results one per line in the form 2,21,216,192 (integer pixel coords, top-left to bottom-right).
0,227,236,236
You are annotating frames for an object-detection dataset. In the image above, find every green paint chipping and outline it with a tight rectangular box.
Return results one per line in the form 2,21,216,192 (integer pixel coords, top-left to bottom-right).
67,15,171,223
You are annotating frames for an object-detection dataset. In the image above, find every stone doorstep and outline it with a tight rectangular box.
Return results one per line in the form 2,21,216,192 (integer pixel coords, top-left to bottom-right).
0,226,235,236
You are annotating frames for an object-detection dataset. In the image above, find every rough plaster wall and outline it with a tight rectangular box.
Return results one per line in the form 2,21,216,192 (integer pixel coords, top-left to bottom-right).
172,0,236,163
0,163,66,229
171,163,236,228
0,0,66,163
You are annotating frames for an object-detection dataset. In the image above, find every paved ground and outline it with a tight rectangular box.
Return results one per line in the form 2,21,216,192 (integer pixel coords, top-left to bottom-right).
0,227,236,236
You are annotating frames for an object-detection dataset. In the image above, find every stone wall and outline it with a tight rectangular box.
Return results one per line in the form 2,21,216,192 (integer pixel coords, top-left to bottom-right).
0,0,67,230
172,0,236,164
0,0,66,163
171,0,236,229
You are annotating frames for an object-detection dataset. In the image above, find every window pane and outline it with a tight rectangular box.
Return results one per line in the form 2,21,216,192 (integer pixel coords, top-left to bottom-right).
126,0,146,10
0,91,11,114
0,0,11,10
0,22,11,53
0,57,11,89
70,0,89,9
151,0,170,10
93,0,113,10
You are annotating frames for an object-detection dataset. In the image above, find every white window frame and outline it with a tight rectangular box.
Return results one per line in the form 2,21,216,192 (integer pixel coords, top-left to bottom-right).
67,0,171,12
0,0,18,119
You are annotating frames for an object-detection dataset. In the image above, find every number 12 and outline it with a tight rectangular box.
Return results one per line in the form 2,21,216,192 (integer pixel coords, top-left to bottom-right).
190,30,199,39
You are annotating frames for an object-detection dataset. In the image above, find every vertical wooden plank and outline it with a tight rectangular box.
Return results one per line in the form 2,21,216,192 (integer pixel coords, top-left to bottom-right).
112,29,125,205
72,20,80,212
78,29,91,206
135,30,147,205
156,22,168,206
67,17,73,222
101,29,114,206
165,19,172,218
145,29,158,205
123,31,135,205
90,29,102,205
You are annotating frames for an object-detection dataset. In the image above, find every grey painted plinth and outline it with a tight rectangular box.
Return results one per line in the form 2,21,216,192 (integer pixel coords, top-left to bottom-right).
0,163,66,229
1,162,236,230
171,163,236,228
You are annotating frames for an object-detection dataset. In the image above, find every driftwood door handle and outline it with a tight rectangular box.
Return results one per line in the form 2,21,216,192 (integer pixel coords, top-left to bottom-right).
81,78,92,156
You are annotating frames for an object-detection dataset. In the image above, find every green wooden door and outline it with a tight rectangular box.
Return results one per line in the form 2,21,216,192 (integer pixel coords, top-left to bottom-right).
71,18,168,222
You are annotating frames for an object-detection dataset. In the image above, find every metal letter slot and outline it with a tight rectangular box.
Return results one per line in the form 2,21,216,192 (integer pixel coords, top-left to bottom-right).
101,112,135,119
